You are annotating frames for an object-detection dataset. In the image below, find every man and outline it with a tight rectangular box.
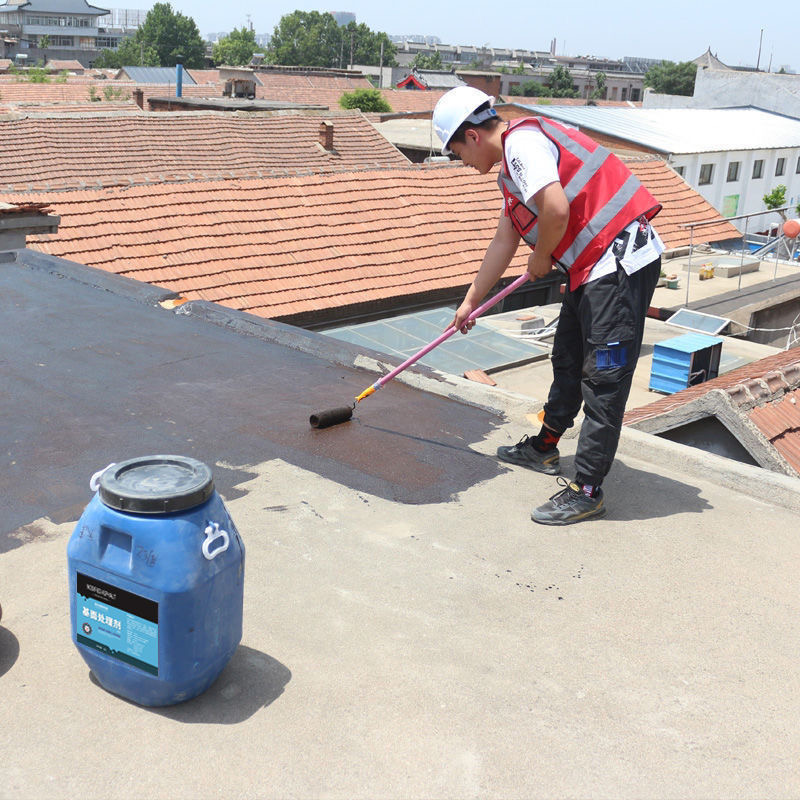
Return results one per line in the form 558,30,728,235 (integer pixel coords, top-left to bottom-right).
433,86,664,525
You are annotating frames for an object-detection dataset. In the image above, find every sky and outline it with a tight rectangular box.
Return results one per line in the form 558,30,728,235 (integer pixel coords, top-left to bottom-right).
169,0,795,73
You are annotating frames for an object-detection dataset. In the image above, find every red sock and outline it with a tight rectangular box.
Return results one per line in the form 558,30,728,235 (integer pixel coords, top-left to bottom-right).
533,426,561,452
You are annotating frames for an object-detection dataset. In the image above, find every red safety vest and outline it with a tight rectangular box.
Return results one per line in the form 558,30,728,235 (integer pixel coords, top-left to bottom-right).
498,117,662,290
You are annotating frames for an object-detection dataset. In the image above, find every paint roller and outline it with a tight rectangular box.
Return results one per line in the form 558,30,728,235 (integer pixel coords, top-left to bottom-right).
309,272,530,428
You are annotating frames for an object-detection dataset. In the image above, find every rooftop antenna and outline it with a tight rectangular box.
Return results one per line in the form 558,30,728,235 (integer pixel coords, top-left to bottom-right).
756,27,763,70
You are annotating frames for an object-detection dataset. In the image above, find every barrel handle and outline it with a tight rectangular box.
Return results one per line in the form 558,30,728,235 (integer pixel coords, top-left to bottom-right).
90,463,116,492
202,522,230,560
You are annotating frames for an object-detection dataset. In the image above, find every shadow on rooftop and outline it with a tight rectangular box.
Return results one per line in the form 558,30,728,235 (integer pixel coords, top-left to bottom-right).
600,459,714,522
0,626,21,679
88,645,291,725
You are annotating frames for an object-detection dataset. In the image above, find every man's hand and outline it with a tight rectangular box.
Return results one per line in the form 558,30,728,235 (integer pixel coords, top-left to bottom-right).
450,300,476,334
527,250,554,280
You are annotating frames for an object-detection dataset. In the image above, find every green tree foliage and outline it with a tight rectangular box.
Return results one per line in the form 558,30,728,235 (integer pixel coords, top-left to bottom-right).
270,10,339,67
269,10,396,68
763,184,787,218
509,79,551,97
212,26,257,66
410,51,443,70
116,35,160,67
92,48,124,69
339,87,391,112
119,2,205,68
342,21,396,67
547,65,578,98
591,71,607,99
644,60,697,96
28,61,50,83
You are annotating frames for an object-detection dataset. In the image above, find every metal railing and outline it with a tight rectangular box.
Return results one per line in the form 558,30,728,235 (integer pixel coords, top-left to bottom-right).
680,206,795,307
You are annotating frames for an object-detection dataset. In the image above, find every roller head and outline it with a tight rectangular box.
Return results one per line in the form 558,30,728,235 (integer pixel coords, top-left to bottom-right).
309,406,353,429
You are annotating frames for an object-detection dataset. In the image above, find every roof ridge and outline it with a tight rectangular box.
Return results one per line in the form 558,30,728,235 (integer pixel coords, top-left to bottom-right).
725,364,800,409
0,162,463,193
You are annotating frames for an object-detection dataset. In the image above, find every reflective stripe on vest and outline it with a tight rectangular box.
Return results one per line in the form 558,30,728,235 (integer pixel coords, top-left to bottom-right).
499,117,662,289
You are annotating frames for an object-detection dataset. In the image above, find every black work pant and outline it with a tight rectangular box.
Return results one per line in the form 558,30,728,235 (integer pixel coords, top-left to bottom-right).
542,257,661,487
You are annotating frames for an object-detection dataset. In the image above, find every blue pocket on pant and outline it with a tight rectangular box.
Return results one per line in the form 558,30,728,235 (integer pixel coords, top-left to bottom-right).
595,342,627,369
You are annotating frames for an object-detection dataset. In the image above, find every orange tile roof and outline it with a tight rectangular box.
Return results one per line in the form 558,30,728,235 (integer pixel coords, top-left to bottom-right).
0,74,451,116
624,350,800,474
186,69,222,84
0,112,410,187
46,60,85,71
624,349,800,426
749,386,800,473
1,158,736,322
0,81,113,104
2,167,527,319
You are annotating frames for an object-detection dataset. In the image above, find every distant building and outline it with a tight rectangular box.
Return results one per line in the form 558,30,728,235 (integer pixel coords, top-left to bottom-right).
389,39,646,101
396,69,465,90
330,11,355,26
0,0,122,67
645,62,800,120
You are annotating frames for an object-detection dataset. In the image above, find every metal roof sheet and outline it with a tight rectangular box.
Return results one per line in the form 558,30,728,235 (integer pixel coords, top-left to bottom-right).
119,66,197,85
518,106,800,155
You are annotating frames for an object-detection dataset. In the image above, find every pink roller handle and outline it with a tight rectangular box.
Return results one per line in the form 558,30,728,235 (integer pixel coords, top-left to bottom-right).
374,271,530,389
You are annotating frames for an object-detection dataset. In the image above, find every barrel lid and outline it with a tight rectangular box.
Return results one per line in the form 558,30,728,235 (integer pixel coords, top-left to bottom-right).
98,455,214,514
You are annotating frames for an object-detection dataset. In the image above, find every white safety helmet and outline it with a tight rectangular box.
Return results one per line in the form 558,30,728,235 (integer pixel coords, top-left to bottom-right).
433,86,497,155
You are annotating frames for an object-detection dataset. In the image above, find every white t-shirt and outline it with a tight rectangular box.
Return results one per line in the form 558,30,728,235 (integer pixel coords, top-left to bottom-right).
503,127,664,282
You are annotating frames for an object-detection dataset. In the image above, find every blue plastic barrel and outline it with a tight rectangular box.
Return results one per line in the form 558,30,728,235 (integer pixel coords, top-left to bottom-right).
67,455,245,706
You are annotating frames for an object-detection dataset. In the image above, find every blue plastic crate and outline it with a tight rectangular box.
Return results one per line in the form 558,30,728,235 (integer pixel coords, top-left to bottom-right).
649,333,723,394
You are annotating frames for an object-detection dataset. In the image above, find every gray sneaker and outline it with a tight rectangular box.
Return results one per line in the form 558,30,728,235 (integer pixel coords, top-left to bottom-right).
532,478,606,525
497,435,560,475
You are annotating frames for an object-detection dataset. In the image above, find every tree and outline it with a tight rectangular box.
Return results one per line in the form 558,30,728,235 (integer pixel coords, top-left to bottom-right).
269,10,341,67
509,79,551,97
763,184,788,220
339,87,391,112
212,27,257,66
341,21,396,67
547,65,578,97
27,61,50,83
92,48,123,69
644,60,697,96
122,2,205,68
591,71,607,100
410,51,443,70
116,35,159,67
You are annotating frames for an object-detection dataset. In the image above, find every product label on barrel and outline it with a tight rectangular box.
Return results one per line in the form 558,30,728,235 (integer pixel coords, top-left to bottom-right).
76,572,159,675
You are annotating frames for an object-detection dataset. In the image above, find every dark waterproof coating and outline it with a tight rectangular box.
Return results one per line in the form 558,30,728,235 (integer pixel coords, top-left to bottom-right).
309,406,353,428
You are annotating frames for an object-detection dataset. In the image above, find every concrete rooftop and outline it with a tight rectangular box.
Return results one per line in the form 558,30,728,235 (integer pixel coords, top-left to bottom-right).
2,249,800,799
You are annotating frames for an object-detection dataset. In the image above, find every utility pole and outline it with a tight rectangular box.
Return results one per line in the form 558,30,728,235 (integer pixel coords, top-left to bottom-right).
349,30,354,70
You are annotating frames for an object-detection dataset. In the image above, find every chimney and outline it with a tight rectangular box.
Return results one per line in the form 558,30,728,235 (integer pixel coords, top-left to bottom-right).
318,120,334,152
0,203,60,262
133,88,144,109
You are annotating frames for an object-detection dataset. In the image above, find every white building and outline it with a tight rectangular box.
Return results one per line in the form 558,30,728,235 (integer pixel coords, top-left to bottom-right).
644,66,800,119
519,105,800,230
